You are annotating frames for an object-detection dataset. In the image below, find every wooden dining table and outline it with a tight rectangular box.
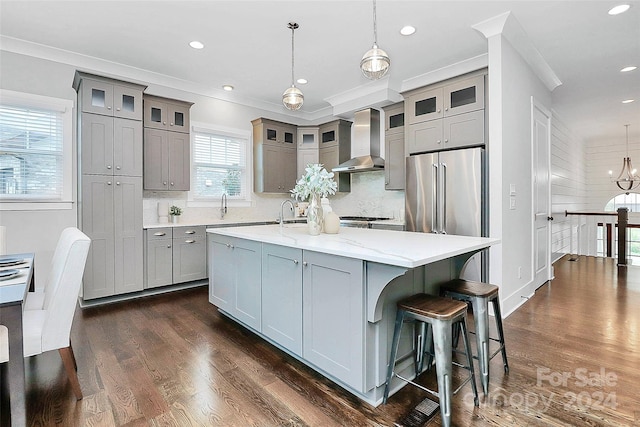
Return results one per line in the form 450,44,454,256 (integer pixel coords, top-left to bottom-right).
0,253,35,427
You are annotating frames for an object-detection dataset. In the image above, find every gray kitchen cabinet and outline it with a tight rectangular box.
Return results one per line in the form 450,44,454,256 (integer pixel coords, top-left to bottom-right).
383,103,405,190
82,175,143,299
209,234,262,330
262,244,303,356
405,73,485,125
318,119,352,193
143,95,191,133
405,71,486,154
172,226,207,283
253,118,297,193
74,72,143,120
145,228,173,289
74,72,146,301
297,127,319,179
143,128,190,191
407,109,484,154
143,95,192,191
302,250,364,390
81,113,143,177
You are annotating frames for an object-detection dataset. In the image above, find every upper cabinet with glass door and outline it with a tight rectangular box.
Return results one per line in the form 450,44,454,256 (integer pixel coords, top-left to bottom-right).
143,95,191,133
406,73,484,125
73,72,144,121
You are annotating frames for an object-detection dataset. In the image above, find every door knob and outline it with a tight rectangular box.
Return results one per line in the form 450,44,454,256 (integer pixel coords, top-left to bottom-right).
548,216,554,221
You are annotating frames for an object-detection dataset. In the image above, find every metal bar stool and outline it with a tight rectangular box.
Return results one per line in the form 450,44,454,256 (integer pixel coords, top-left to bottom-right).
383,294,479,427
440,279,509,396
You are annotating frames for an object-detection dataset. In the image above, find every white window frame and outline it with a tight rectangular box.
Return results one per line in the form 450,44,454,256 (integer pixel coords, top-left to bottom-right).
0,89,74,210
188,122,252,208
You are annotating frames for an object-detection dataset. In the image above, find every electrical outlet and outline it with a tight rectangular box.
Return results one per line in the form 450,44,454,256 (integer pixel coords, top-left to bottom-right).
510,196,516,210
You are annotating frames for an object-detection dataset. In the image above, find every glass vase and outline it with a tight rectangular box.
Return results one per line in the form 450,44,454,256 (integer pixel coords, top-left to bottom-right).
307,193,323,235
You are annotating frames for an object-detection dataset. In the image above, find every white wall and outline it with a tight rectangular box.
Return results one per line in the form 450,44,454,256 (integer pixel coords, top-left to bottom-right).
487,33,553,316
550,116,587,260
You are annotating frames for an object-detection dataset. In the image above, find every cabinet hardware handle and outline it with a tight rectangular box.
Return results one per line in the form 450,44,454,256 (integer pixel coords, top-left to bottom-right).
163,181,168,185
185,240,196,244
185,230,196,234
226,243,230,248
107,181,112,185
107,165,112,169
303,261,308,267
445,107,449,111
230,244,234,249
170,182,174,186
107,106,112,110
116,181,120,185
293,259,299,264
437,140,441,144
116,107,121,111
116,166,121,170
438,109,441,113
163,121,166,125
167,245,171,248
154,232,166,236
444,139,448,143
170,122,174,126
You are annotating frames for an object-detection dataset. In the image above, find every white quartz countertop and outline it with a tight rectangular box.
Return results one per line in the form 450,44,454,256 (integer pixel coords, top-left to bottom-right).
207,224,499,268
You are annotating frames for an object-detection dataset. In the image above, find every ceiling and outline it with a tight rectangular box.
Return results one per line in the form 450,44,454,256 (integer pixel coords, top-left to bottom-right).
0,0,639,143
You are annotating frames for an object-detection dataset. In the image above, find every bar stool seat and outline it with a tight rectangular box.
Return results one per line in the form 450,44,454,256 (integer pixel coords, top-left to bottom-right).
383,294,479,427
440,279,509,396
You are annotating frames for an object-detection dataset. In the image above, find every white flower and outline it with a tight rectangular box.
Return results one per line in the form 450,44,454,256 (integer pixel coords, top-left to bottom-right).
290,163,338,201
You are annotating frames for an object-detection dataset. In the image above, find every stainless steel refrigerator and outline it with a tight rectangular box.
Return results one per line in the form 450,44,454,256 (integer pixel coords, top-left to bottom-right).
405,147,486,280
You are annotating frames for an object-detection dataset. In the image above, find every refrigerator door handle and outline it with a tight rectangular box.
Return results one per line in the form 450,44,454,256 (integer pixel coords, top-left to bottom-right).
432,163,438,233
441,162,447,234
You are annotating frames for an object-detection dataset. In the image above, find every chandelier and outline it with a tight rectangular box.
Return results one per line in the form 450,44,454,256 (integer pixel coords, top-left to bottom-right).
612,124,640,192
282,22,303,110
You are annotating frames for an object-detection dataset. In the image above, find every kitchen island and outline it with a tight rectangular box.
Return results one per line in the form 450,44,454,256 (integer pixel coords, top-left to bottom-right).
207,223,499,406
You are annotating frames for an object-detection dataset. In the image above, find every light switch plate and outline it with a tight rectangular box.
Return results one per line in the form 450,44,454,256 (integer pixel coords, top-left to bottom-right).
510,196,516,210
510,184,516,195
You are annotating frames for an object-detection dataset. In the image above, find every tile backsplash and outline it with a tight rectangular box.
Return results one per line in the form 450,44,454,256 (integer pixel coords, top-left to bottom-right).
143,171,405,225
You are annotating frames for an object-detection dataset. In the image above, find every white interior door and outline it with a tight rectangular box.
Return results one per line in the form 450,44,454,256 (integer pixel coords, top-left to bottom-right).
532,99,552,289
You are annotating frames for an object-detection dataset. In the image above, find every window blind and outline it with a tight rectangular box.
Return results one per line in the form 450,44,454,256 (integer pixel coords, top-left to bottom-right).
0,105,64,200
192,131,247,198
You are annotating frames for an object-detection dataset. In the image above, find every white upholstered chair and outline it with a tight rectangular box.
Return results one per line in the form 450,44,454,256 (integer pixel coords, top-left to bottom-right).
23,227,83,311
0,227,91,400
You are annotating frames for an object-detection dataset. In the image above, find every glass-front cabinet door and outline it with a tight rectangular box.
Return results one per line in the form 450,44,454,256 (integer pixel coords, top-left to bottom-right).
443,75,485,117
407,86,443,125
113,85,143,120
297,127,319,150
81,79,114,116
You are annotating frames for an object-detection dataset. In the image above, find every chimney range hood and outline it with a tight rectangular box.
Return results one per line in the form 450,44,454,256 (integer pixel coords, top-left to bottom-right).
332,108,384,173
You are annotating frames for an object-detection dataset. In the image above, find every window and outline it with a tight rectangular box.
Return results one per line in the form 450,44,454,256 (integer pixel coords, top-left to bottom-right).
0,90,73,209
191,125,249,202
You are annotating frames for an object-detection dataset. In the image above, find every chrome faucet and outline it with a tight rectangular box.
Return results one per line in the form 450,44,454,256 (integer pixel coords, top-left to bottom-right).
279,199,295,231
220,193,227,219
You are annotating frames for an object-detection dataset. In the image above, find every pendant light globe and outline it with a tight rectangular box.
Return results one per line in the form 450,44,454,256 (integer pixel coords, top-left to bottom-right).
360,44,391,79
283,22,303,110
283,85,304,111
360,0,390,80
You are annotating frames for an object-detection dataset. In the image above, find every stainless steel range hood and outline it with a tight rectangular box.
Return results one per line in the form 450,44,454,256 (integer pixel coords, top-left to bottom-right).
332,108,384,173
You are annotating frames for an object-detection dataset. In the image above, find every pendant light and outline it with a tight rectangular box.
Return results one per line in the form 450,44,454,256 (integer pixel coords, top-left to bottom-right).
360,0,390,80
282,22,303,110
613,124,640,192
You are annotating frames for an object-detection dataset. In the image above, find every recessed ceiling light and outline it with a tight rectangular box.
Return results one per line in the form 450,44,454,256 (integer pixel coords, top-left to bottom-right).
189,40,204,49
622,99,635,104
222,85,234,91
608,4,630,15
296,78,308,85
621,66,637,72
400,25,416,36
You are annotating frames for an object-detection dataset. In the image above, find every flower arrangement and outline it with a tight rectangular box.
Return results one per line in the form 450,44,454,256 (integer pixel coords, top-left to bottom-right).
169,205,182,216
290,164,337,201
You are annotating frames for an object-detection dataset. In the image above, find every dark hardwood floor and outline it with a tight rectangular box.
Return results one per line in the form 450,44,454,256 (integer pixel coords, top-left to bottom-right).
2,255,640,426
